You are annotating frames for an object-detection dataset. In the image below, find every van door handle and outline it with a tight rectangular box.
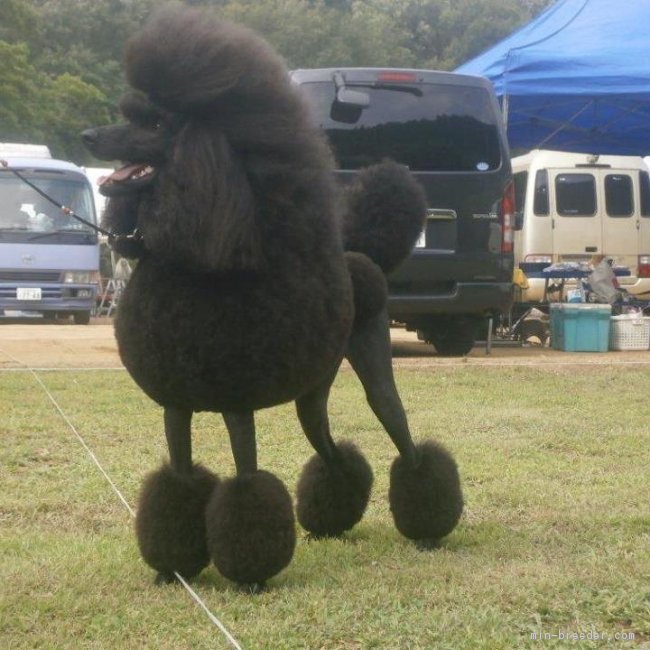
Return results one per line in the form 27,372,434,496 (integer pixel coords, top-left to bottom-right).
585,246,597,252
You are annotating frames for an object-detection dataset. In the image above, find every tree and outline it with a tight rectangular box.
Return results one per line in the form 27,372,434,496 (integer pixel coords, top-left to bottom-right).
1,0,555,159
0,42,44,142
0,41,111,162
0,0,38,44
216,0,413,68
41,73,112,162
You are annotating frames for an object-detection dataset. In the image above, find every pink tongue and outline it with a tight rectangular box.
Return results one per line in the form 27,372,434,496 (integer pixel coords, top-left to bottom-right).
99,163,145,185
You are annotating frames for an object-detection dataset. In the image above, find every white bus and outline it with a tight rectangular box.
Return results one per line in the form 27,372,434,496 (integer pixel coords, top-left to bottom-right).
0,156,100,323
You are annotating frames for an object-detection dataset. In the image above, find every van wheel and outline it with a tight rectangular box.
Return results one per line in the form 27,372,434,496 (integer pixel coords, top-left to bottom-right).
73,311,91,325
420,316,479,356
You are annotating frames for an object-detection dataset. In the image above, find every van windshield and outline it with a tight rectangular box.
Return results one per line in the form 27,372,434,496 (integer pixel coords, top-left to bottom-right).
300,81,502,172
0,172,96,244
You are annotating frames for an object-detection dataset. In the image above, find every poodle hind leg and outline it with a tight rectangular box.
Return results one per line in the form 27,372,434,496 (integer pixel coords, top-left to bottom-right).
135,407,219,583
346,310,463,544
295,370,373,538
205,411,295,588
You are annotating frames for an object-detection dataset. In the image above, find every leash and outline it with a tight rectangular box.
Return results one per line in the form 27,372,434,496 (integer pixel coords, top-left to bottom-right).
0,159,142,246
0,348,244,650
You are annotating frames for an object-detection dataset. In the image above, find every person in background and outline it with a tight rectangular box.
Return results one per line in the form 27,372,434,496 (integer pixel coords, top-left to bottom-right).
588,254,626,304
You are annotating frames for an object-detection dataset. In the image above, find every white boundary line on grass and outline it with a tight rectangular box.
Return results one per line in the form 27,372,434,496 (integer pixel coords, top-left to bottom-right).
0,349,243,650
0,367,125,371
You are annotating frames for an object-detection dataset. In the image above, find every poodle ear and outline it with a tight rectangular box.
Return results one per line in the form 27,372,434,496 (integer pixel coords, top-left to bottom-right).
143,122,262,273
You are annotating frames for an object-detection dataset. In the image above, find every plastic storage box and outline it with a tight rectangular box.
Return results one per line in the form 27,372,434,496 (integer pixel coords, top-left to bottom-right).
550,304,611,352
609,315,650,350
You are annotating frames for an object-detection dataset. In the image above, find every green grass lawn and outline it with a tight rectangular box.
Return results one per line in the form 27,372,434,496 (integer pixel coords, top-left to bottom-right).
1,363,648,649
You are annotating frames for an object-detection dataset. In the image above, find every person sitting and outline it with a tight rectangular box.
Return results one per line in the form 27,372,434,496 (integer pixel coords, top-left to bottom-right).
586,255,631,311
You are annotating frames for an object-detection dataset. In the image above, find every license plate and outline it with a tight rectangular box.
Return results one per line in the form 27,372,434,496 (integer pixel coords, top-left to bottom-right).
17,287,42,300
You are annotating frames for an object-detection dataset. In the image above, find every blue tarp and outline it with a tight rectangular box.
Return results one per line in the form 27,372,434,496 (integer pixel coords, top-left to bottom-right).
456,0,650,155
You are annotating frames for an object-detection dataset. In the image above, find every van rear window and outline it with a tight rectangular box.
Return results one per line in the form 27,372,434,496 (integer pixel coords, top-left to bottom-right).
640,171,650,217
605,174,633,217
533,170,549,215
299,81,502,172
514,172,527,213
555,173,596,216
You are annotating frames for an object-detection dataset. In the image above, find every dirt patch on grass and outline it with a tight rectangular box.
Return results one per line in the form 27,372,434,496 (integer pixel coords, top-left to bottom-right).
0,319,120,369
0,318,648,369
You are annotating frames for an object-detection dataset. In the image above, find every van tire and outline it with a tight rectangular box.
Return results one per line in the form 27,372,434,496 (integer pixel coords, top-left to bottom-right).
73,311,91,325
419,316,479,356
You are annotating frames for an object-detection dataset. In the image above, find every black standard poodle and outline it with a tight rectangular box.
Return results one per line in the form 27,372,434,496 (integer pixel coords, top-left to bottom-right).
82,5,463,589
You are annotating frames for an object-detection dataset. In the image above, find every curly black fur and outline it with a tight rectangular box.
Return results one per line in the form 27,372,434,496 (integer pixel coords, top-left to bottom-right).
344,252,388,324
81,5,436,585
205,471,296,585
342,161,427,273
135,463,219,580
389,441,463,541
296,441,373,537
82,5,425,415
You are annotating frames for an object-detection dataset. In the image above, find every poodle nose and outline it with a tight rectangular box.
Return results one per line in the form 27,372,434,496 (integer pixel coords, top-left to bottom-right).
81,128,98,147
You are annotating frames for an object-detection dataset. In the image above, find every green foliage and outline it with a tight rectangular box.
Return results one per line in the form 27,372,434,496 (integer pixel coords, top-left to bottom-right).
41,74,113,162
0,41,111,162
0,0,38,43
0,42,46,142
1,0,554,162
217,0,415,68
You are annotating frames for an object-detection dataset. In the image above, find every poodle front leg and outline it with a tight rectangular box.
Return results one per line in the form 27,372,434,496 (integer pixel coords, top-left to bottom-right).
205,411,295,589
135,407,219,583
295,372,373,538
346,310,464,544
165,407,193,474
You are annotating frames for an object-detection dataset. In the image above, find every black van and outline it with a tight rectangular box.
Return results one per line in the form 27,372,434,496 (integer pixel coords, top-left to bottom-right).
291,68,515,355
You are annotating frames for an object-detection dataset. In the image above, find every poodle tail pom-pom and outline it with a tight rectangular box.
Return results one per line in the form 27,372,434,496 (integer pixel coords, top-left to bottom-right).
389,440,463,542
342,160,427,273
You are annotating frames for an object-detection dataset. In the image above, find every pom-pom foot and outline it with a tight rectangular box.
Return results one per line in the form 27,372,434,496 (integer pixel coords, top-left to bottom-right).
389,440,463,541
206,470,296,585
296,441,373,537
135,463,219,580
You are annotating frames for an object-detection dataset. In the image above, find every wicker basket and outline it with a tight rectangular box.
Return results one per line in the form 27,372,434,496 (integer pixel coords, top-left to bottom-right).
609,315,650,351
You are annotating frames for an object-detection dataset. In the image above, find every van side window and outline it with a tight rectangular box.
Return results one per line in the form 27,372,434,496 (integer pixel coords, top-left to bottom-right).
533,169,549,215
555,173,596,216
640,171,650,217
605,174,633,217
514,172,527,213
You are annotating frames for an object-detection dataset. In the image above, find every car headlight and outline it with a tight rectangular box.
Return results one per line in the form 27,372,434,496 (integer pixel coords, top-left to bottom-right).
63,271,100,284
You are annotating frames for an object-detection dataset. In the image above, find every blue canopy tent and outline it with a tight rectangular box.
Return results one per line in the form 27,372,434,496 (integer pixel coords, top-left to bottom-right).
456,0,650,155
